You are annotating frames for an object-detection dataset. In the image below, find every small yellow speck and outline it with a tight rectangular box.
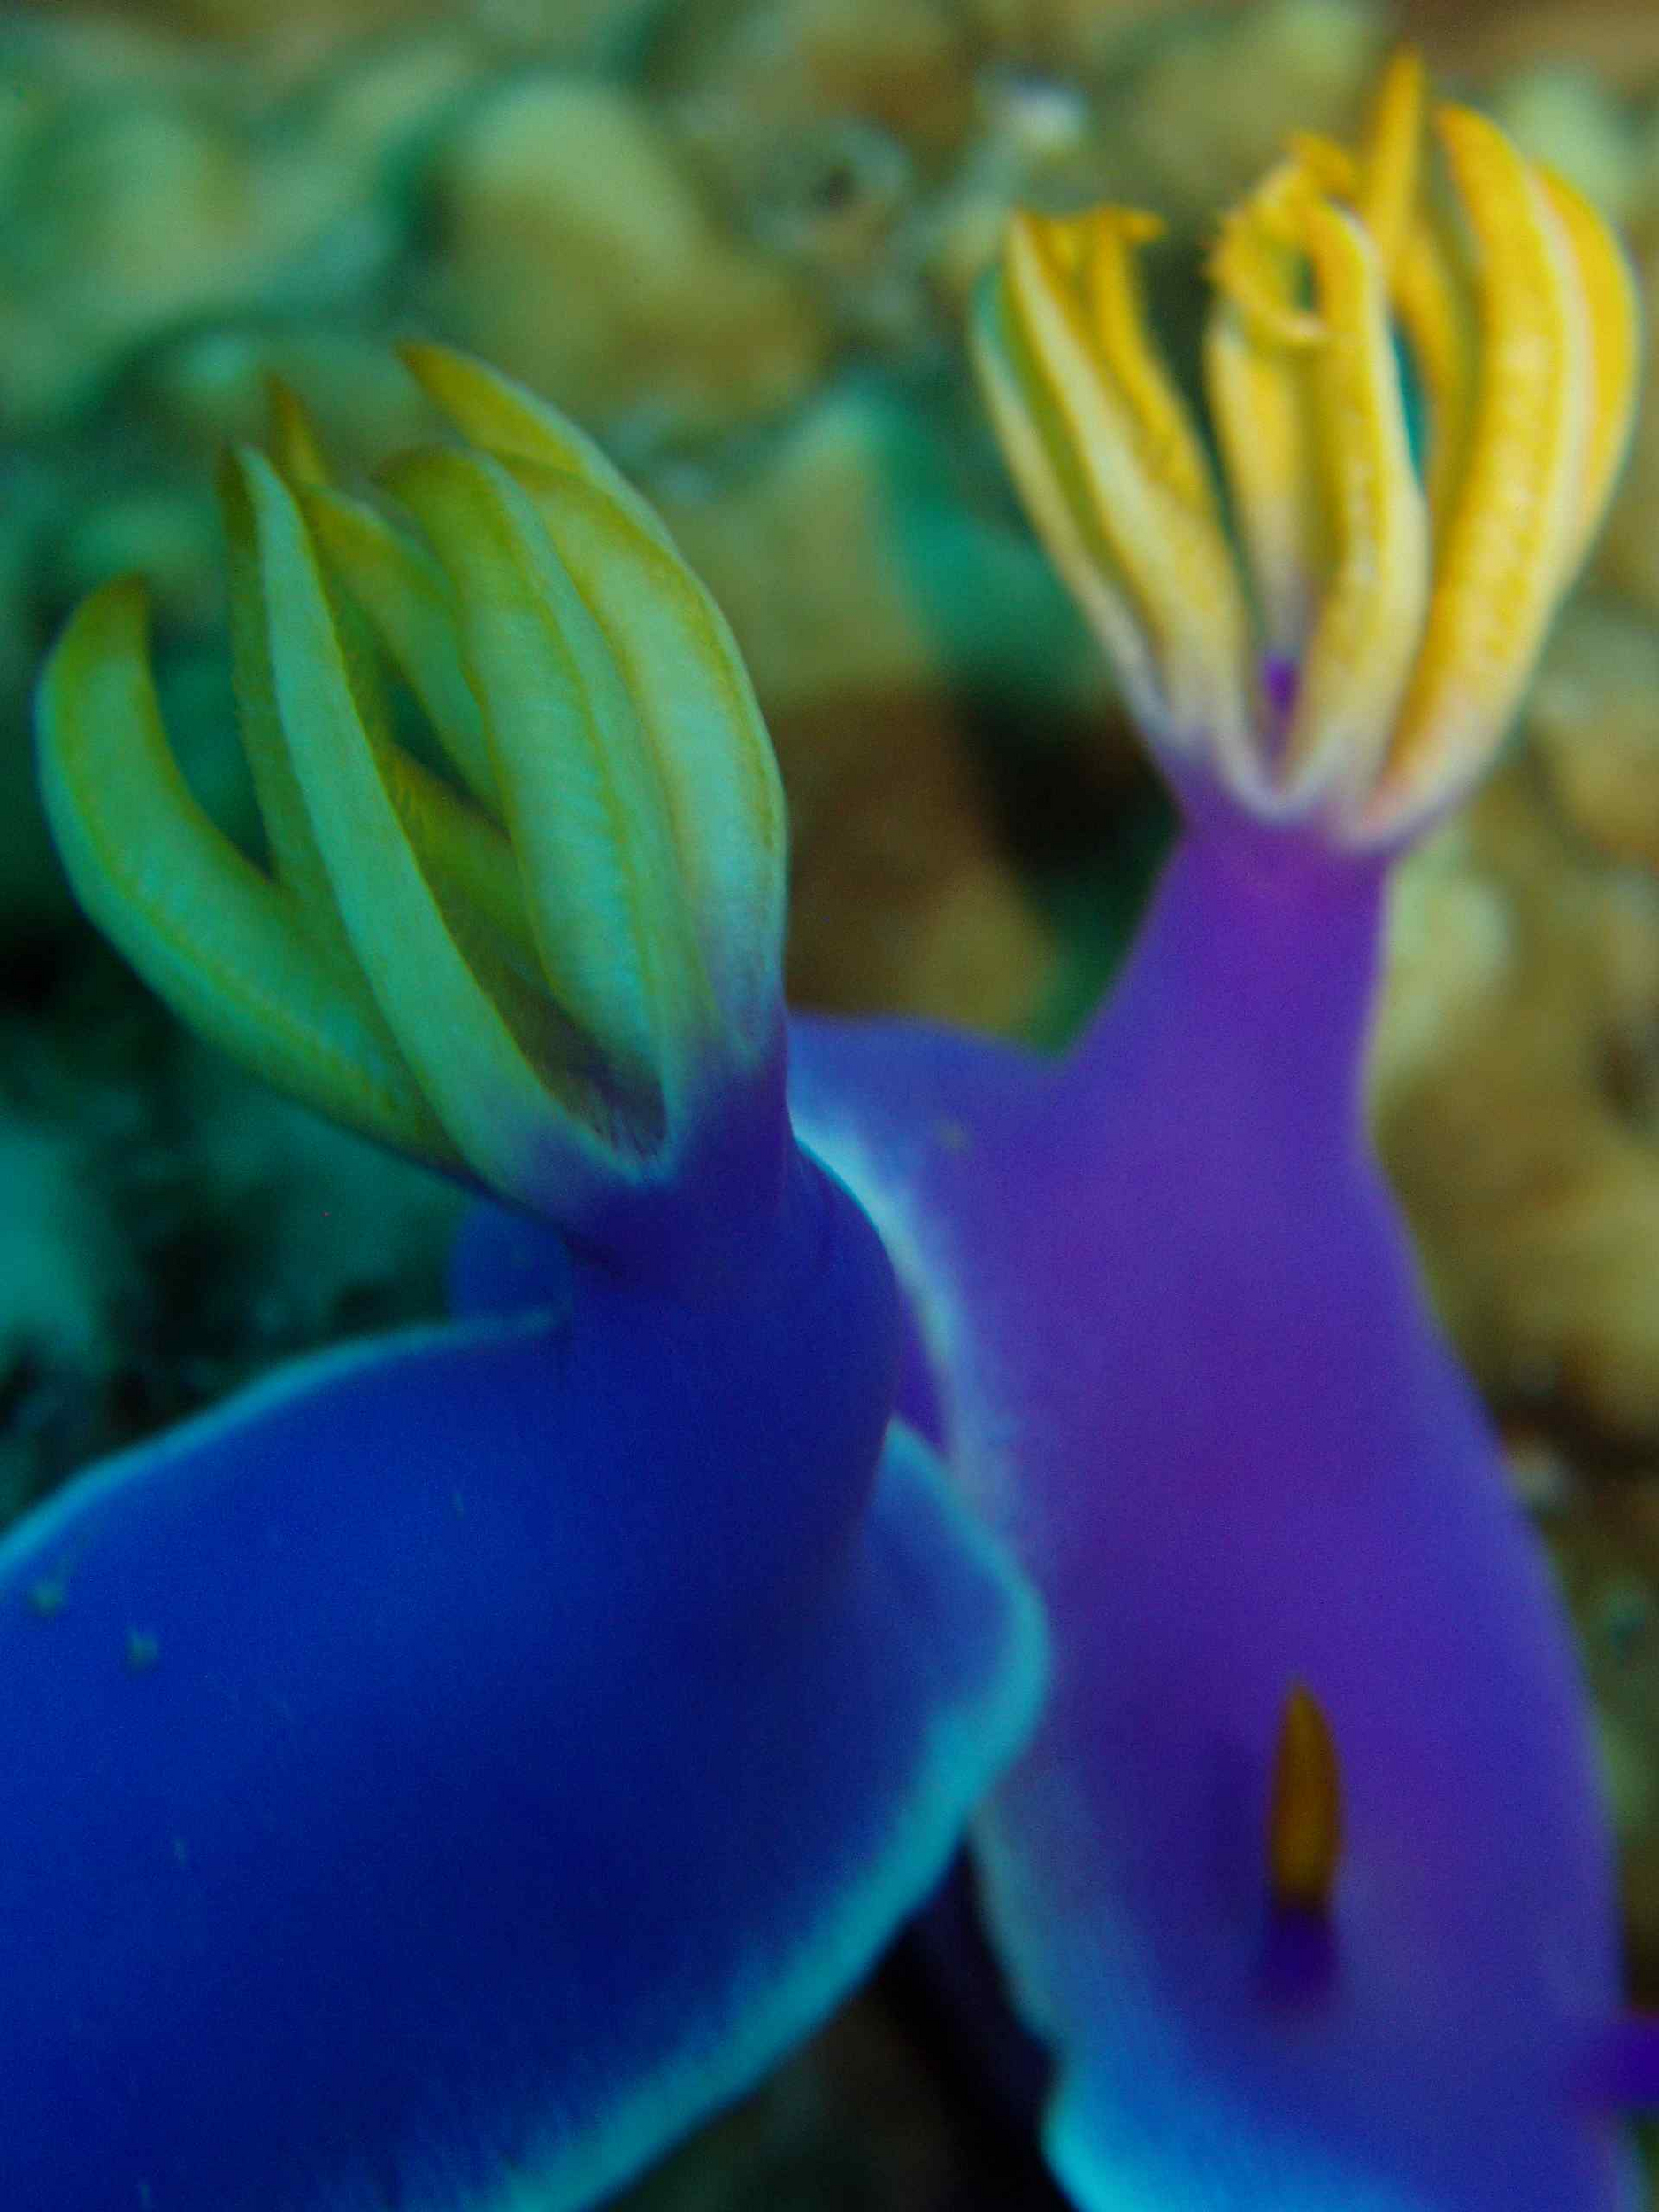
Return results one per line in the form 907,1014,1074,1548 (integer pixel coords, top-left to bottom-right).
1268,1680,1343,1912
27,1578,66,1618
933,1118,972,1153
126,1630,160,1673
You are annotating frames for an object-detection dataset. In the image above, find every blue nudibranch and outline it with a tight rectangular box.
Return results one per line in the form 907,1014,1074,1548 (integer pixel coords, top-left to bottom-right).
794,50,1655,2212
16,347,1044,2208
15,45,1659,2212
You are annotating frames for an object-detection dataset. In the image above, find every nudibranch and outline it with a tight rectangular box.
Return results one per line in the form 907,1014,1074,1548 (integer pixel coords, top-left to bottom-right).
13,349,1045,2208
789,51,1655,2211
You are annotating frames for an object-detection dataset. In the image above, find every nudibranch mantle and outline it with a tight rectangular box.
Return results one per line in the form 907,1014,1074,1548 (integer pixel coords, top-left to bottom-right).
793,51,1649,2212
15,348,1046,2208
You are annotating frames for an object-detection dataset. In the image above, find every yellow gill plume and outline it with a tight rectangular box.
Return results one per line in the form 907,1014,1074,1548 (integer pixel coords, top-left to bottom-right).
37,351,787,1221
976,204,1257,785
976,49,1640,849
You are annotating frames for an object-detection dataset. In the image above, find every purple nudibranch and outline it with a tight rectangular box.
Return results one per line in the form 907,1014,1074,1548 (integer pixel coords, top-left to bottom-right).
795,50,1656,2210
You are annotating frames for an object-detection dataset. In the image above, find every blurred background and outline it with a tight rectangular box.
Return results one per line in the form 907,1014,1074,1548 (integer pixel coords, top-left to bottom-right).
5,0,1659,2201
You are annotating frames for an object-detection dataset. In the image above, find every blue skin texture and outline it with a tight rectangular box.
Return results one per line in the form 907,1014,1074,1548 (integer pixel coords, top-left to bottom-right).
0,1141,1043,2211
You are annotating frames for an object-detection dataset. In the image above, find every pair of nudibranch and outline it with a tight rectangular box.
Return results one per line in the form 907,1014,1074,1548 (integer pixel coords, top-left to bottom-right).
7,49,1655,2212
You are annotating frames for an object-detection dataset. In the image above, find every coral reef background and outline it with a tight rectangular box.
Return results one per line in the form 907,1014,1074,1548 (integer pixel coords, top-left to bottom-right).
10,0,1659,2203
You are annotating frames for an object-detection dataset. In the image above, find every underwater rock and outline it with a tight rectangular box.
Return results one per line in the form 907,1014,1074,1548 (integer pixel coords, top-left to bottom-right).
657,388,1106,1030
1081,0,1385,227
0,462,65,927
1545,1486,1659,2004
55,488,224,635
1487,63,1640,227
1398,0,1659,90
244,27,483,277
425,74,827,438
656,0,979,164
0,1092,134,1526
1594,239,1659,621
1369,826,1517,1105
137,327,434,477
0,92,264,427
1528,601,1659,875
773,688,1059,1031
77,0,648,50
959,0,1194,77
176,1046,463,1366
650,0,984,359
46,0,427,37
0,21,465,437
1373,606,1659,1448
657,387,1099,725
922,65,1096,321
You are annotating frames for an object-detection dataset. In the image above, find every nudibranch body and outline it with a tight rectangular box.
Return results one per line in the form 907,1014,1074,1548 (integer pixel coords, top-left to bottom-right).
792,55,1652,2209
13,352,1045,2208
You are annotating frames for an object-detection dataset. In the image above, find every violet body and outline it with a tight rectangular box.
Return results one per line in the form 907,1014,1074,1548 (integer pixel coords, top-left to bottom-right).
798,824,1632,2208
797,48,1650,2208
